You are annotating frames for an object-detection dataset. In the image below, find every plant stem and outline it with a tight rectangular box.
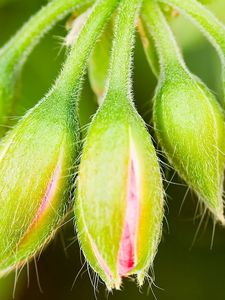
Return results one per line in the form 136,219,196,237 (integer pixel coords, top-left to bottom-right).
141,0,185,75
51,0,120,103
137,18,160,77
158,0,225,97
106,0,141,96
0,0,94,73
0,0,95,137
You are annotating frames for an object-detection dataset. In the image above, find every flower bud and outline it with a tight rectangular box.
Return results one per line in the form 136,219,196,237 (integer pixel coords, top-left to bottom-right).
75,96,164,289
154,72,225,222
75,0,163,289
0,92,79,276
142,0,225,222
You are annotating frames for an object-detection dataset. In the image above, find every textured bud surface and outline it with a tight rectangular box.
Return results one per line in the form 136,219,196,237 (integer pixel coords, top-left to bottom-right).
75,0,163,289
142,0,225,222
0,94,78,275
75,96,164,289
154,71,225,221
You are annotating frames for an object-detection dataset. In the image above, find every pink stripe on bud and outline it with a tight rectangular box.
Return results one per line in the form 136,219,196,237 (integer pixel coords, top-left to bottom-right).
90,235,112,280
33,160,62,224
14,154,62,246
118,143,139,276
20,152,63,245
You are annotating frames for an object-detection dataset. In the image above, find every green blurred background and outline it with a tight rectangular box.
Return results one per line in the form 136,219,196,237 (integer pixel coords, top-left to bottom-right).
1,0,225,299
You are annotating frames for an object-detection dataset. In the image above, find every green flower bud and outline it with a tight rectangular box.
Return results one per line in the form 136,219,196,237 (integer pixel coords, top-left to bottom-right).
0,92,78,276
76,97,164,289
75,0,164,290
0,0,119,276
142,1,225,223
0,0,93,137
154,71,225,222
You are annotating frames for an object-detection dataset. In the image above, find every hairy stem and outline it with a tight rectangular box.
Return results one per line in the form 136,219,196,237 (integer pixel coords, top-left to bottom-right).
0,0,94,73
106,0,141,96
141,0,185,75
137,18,160,77
158,0,225,99
0,0,94,137
55,0,119,101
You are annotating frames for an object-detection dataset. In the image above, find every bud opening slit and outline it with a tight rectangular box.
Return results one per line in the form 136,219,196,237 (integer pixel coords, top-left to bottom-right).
118,137,139,276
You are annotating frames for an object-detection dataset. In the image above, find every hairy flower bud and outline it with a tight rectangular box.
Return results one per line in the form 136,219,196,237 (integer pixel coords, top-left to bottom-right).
75,0,164,290
143,0,225,222
0,93,78,276
75,95,164,289
154,71,225,222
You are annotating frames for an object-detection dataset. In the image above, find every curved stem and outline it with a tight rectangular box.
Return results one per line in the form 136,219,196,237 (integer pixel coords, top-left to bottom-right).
158,0,225,96
138,18,160,77
53,0,119,101
106,0,141,96
141,0,185,76
0,0,94,73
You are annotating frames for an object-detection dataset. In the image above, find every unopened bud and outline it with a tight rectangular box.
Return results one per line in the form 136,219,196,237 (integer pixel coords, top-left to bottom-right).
154,72,225,222
0,93,78,276
142,0,225,223
75,97,164,289
75,0,164,290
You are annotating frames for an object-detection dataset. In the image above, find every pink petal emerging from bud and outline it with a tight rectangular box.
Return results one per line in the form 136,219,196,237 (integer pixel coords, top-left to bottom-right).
0,98,78,276
17,153,63,247
118,144,139,276
75,106,164,289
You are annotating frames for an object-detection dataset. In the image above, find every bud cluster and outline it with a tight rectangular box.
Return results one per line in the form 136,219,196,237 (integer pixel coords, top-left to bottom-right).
1,0,225,294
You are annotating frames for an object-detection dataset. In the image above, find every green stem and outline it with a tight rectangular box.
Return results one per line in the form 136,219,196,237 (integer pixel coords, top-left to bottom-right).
0,0,94,73
88,19,113,101
138,17,160,77
52,0,119,101
158,0,225,94
107,0,141,96
141,0,185,75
